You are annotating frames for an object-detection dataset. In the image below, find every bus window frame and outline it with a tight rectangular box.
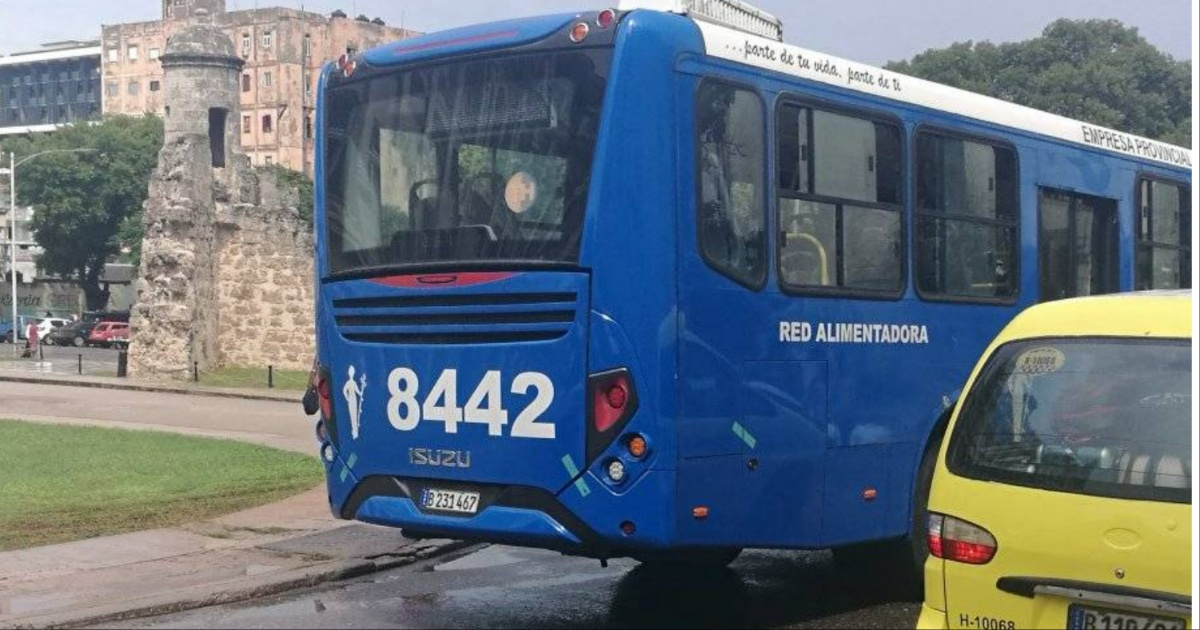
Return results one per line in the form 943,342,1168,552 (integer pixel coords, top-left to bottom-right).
1133,172,1192,291
912,123,1022,306
1036,186,1121,303
773,94,907,301
693,76,770,292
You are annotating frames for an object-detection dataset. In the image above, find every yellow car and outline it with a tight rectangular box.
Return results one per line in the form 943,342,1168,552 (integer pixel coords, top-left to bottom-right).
918,291,1193,630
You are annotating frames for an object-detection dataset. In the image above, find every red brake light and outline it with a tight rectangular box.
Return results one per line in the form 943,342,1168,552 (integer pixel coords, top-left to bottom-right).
317,376,334,421
605,382,628,409
596,9,616,29
927,513,943,558
927,513,997,565
593,374,629,432
586,368,639,463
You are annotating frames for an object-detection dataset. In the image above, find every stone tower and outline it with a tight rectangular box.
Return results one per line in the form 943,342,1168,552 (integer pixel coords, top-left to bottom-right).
163,0,226,20
160,9,243,168
128,11,246,380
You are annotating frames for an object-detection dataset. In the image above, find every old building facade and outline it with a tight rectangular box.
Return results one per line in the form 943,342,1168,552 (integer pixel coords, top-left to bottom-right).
102,4,416,174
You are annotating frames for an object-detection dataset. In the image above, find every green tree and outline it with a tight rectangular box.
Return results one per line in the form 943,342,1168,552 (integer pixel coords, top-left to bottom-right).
0,115,163,310
885,19,1192,146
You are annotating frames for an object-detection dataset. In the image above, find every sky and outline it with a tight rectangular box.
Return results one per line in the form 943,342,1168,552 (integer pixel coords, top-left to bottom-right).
0,0,1194,65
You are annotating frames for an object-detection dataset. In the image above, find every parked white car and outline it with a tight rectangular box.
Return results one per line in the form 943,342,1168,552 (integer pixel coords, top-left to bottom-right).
36,317,71,340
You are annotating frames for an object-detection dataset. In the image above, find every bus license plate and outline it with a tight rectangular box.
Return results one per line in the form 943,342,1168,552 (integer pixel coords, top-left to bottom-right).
1067,604,1184,630
420,488,480,515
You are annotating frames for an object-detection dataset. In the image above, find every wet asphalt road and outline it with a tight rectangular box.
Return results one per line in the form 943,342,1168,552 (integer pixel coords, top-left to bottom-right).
115,545,921,629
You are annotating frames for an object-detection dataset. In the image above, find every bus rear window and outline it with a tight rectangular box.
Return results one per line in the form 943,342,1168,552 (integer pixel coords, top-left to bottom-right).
323,50,610,275
946,338,1191,504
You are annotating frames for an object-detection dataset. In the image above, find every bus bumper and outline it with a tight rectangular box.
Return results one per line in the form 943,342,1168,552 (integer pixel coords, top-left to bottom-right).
336,469,674,558
356,497,585,548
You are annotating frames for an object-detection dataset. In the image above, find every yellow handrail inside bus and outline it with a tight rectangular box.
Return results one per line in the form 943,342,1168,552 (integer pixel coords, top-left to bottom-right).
785,232,830,285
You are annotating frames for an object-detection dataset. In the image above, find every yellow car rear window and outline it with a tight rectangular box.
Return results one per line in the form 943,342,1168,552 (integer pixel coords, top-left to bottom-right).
946,337,1191,503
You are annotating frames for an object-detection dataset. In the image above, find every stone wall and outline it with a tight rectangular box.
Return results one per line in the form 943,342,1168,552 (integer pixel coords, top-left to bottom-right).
128,136,218,380
129,142,314,379
214,171,313,370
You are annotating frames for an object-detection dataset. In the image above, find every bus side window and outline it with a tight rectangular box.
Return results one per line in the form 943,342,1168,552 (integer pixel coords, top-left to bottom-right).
915,133,1018,301
696,80,766,288
1135,178,1191,290
1037,188,1119,302
776,102,902,294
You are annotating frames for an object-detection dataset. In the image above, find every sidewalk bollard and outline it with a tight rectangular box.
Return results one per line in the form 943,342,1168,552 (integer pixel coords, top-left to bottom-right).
193,361,199,383
117,350,128,378
78,354,83,375
268,365,274,389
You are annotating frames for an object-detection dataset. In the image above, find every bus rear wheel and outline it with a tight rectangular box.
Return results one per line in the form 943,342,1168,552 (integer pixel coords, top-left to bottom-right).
631,547,742,569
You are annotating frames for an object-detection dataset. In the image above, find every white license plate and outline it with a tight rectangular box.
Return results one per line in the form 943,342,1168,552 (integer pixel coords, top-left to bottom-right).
420,488,480,514
1068,604,1185,630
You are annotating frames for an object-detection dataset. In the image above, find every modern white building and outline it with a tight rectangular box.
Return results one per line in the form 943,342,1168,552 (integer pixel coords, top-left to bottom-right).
0,40,103,136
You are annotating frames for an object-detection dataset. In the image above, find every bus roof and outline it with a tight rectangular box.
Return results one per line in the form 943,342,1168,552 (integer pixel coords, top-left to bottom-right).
620,0,1193,170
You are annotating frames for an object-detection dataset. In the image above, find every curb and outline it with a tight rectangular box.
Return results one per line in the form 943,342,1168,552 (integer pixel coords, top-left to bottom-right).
0,372,298,404
0,540,476,630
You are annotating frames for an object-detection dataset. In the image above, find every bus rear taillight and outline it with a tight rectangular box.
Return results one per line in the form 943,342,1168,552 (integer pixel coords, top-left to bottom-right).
586,368,639,462
317,376,334,421
310,363,340,448
927,513,997,565
596,8,616,28
591,370,633,432
602,381,628,421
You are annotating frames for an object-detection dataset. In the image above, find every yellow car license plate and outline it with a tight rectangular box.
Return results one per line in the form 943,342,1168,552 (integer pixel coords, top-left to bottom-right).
1067,604,1185,630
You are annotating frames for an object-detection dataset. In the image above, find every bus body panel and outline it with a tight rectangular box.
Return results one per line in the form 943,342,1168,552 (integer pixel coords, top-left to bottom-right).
319,272,589,495
669,43,1189,549
578,7,697,465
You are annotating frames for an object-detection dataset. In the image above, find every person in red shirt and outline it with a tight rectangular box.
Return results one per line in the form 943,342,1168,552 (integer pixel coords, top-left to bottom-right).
23,320,39,359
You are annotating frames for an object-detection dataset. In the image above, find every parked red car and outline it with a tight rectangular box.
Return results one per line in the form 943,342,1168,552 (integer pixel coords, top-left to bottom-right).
87,322,131,349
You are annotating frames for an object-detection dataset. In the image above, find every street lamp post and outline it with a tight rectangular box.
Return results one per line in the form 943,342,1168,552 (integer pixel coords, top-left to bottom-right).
3,147,99,357
5,152,14,355
7,152,14,356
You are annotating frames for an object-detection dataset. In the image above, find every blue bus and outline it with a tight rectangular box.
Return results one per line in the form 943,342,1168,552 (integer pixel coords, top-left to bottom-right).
309,0,1192,584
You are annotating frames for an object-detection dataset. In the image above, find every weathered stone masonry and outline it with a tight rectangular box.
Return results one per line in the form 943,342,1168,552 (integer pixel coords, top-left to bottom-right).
215,178,314,370
129,11,313,380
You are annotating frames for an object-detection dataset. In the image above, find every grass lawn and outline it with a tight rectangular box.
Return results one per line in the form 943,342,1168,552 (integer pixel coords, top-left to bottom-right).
0,420,323,551
200,365,310,392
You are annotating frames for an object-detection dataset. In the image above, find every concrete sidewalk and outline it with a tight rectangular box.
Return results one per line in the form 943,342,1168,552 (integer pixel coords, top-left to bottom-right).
0,372,468,628
0,368,298,403
0,488,467,629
